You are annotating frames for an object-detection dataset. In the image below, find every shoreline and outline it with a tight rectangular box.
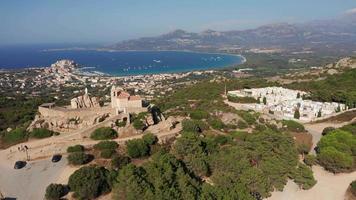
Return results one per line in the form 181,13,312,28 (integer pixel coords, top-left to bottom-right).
0,50,246,77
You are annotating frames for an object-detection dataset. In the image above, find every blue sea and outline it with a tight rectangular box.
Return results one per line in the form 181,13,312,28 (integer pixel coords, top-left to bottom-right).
0,44,244,76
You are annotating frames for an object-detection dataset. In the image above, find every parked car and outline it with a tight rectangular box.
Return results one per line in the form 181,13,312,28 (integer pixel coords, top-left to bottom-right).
51,154,62,163
14,161,26,169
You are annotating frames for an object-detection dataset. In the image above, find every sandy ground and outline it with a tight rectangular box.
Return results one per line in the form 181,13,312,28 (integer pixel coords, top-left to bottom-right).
0,157,77,200
267,166,356,200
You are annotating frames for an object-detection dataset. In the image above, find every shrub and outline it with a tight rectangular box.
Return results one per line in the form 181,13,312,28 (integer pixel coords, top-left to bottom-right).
182,119,209,133
322,127,335,136
66,145,84,153
126,139,150,158
68,166,111,199
45,183,68,200
227,95,258,103
67,152,92,165
142,133,158,145
208,118,225,130
214,135,232,145
282,120,305,132
90,127,118,140
304,154,317,166
100,149,116,159
351,180,356,196
30,128,55,139
94,141,118,150
291,163,317,190
317,147,353,173
237,120,248,129
190,110,209,120
132,119,146,130
236,110,256,125
115,120,126,127
2,127,27,145
111,155,131,169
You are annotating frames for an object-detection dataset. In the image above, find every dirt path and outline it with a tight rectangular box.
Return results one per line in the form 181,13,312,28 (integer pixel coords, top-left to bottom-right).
267,166,356,200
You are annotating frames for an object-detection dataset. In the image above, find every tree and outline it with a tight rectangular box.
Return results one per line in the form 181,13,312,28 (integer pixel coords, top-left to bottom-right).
67,152,92,165
142,133,158,145
94,141,118,150
172,132,210,176
297,92,301,99
350,180,356,196
67,144,84,153
30,128,56,139
90,127,118,140
294,108,300,119
290,164,317,190
111,155,131,170
68,166,112,199
322,127,335,136
113,152,201,200
263,96,267,105
317,110,322,118
45,183,68,200
126,139,150,158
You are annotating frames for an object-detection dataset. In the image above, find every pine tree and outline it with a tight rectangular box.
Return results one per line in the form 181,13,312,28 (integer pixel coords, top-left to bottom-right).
263,97,267,105
294,109,300,119
317,110,322,118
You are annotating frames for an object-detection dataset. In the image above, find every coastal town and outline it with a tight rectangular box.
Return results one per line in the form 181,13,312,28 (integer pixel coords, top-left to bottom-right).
0,59,223,100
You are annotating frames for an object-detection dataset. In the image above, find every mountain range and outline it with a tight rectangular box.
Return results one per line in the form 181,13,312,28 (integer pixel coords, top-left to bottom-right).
110,13,356,54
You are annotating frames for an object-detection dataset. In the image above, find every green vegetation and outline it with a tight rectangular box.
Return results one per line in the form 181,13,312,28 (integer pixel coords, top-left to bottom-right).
30,128,57,139
111,155,131,170
94,141,118,150
227,95,258,103
1,127,27,146
236,110,258,125
316,129,356,173
304,154,317,166
142,133,158,145
294,109,300,119
66,144,84,153
113,152,201,200
237,120,248,129
100,149,116,159
90,127,118,140
282,120,305,132
182,119,209,133
131,112,148,130
288,69,356,108
67,152,92,165
45,183,68,200
126,139,150,158
340,122,356,135
351,180,356,196
68,166,112,199
189,110,209,120
207,118,225,130
290,163,317,190
322,127,336,136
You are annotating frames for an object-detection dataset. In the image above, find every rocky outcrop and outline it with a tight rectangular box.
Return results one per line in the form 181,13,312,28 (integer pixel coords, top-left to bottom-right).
71,92,100,109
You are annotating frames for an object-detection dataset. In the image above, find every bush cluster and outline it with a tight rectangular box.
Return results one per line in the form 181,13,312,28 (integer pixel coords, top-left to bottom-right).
90,127,118,140
282,120,305,132
68,166,111,199
67,152,92,165
66,144,84,153
126,133,158,158
45,183,68,200
94,141,118,150
30,128,57,139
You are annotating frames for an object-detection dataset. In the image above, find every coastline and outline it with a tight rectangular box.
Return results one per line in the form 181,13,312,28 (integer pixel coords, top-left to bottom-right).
1,48,246,77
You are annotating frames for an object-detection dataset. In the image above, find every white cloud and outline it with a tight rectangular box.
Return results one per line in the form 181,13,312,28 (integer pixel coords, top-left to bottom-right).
345,8,356,14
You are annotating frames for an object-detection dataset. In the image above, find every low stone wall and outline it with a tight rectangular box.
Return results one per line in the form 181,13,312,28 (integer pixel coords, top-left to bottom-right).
39,106,116,119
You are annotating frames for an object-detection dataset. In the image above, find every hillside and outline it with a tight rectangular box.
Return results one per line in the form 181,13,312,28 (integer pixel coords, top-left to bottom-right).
111,13,356,55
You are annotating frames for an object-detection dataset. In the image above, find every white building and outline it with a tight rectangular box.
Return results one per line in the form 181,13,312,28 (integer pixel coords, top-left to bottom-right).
111,86,143,114
228,87,346,122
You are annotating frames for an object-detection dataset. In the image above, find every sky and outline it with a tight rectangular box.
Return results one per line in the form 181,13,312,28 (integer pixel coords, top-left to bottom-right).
0,0,355,45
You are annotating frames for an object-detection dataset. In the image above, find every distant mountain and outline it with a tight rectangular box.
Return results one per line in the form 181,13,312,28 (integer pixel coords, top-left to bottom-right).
110,13,356,54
